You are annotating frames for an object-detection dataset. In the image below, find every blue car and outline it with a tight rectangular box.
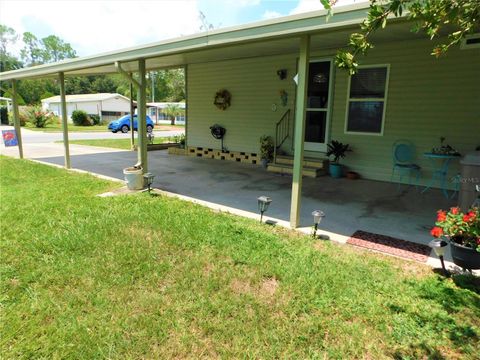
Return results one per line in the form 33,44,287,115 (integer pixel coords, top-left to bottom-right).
108,115,154,133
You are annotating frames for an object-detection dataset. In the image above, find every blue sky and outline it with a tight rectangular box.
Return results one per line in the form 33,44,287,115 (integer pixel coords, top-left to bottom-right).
0,0,362,57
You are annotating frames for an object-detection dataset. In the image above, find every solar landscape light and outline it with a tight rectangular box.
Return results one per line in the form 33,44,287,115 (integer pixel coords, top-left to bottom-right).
311,210,325,239
428,239,449,277
257,196,272,223
143,172,155,194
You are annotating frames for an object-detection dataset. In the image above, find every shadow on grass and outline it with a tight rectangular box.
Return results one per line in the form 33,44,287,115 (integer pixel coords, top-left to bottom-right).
392,343,446,360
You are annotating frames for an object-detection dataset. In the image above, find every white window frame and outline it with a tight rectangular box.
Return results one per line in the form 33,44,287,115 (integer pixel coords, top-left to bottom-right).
344,64,390,136
304,58,335,152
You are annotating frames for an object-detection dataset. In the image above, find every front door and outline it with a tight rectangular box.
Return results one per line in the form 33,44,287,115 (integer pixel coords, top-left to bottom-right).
304,60,333,152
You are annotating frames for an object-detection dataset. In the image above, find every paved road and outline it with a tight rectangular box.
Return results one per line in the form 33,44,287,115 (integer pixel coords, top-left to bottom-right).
0,125,184,144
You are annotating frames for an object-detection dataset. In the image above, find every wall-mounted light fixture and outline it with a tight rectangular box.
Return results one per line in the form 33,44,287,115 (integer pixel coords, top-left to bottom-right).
277,69,287,80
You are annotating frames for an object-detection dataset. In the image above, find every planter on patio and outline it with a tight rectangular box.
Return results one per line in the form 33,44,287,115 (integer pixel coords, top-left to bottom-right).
123,166,144,190
450,241,480,270
329,163,343,178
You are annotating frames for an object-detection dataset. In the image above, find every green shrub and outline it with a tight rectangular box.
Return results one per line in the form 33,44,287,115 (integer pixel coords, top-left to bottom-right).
89,114,101,125
8,111,28,127
71,110,90,126
26,106,50,128
0,106,8,124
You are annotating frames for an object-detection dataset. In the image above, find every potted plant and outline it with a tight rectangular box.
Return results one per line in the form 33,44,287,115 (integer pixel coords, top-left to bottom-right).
430,206,480,270
326,140,352,178
260,135,274,168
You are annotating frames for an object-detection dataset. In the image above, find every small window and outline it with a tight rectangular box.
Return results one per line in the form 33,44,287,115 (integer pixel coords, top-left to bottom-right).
461,33,480,49
345,65,389,135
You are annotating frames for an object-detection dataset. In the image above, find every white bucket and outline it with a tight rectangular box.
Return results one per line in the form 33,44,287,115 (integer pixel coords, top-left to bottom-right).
123,166,144,190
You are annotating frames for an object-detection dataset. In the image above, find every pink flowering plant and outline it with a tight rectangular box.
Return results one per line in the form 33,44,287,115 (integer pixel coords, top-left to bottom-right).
430,207,480,252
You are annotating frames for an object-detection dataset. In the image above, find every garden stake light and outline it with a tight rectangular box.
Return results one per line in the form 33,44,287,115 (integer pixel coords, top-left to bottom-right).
429,239,449,277
311,210,325,238
143,172,155,194
257,196,272,223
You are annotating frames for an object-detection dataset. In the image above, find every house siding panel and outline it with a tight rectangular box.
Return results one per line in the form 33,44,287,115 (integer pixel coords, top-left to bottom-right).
187,36,479,188
325,38,479,185
187,54,297,153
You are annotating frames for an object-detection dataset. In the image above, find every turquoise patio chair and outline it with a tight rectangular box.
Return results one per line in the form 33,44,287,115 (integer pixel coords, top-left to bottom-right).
391,140,421,190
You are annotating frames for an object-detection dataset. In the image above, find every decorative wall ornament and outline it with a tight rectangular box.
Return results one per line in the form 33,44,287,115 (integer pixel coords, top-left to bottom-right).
214,89,231,110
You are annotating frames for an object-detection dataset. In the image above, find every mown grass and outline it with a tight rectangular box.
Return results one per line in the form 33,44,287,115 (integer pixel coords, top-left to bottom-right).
24,123,108,132
24,123,184,132
61,137,179,150
1,156,479,359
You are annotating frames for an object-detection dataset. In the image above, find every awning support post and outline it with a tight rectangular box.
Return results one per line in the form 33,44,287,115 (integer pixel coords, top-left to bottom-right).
59,72,71,169
11,79,24,159
289,35,310,228
129,76,135,149
137,58,148,172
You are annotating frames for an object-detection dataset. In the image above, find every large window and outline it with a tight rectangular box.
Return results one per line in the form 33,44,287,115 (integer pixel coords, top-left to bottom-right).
345,65,389,135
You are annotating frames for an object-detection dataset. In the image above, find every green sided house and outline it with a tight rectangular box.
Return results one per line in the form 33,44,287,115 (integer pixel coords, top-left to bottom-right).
1,3,479,228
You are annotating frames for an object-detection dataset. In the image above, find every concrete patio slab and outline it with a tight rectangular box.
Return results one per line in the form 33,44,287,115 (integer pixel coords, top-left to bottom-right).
4,146,470,272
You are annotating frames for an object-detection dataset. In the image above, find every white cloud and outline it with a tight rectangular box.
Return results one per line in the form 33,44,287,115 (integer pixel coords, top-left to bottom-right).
262,10,282,20
0,0,202,56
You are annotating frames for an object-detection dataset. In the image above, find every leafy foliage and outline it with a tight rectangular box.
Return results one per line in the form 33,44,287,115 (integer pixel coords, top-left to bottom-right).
431,207,480,252
321,0,480,74
71,110,90,126
260,135,274,161
164,103,184,125
26,106,50,128
326,140,352,163
89,114,101,125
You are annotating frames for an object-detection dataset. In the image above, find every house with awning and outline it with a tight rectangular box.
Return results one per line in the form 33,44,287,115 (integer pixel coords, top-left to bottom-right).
1,3,479,228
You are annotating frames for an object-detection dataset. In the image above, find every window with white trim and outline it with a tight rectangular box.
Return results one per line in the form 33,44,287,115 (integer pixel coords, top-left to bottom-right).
345,65,389,135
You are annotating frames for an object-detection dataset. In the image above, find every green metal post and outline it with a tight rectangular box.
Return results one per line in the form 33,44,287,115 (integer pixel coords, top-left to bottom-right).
184,65,188,149
129,77,135,149
11,79,24,159
137,59,148,173
289,35,310,228
59,72,71,169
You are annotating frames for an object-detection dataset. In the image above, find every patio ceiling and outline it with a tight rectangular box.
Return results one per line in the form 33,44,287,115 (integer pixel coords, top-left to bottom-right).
0,3,421,81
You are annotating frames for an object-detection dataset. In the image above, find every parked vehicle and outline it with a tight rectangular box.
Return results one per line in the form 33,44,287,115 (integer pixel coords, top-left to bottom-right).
108,115,154,133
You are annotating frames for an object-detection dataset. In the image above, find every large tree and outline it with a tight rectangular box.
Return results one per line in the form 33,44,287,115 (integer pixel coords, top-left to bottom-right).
321,0,480,74
20,32,42,66
40,35,76,62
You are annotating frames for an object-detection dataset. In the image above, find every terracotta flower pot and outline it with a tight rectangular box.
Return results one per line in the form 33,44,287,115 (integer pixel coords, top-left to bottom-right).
346,171,360,180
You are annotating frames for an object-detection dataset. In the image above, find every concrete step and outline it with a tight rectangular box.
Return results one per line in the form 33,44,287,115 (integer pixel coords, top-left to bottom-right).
276,155,329,169
267,163,326,178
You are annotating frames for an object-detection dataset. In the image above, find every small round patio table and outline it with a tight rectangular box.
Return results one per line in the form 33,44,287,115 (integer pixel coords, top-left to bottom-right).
421,152,461,198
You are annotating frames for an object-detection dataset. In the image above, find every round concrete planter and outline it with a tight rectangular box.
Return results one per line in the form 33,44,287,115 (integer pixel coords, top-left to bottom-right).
123,167,144,190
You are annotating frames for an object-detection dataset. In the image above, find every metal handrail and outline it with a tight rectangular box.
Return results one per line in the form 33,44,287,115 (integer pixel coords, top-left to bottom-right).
274,109,290,164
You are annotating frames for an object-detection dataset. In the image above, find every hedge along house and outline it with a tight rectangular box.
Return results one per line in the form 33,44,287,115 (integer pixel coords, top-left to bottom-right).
41,93,133,123
1,3,479,228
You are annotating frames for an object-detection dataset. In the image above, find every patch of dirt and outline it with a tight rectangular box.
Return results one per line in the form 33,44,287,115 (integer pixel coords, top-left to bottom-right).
260,277,279,298
230,279,252,295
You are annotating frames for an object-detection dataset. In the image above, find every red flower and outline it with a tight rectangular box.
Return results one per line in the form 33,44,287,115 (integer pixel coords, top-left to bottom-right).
450,207,460,215
437,210,447,222
462,211,476,222
430,226,443,238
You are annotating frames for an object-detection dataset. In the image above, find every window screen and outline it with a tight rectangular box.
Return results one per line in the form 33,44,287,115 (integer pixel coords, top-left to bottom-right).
346,66,388,134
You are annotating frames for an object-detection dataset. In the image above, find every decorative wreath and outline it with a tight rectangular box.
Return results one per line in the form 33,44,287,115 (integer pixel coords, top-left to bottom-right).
214,89,231,110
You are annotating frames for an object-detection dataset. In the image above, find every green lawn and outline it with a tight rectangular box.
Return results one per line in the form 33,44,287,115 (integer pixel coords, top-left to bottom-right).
24,123,108,132
24,123,184,132
1,156,479,359
58,137,178,150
